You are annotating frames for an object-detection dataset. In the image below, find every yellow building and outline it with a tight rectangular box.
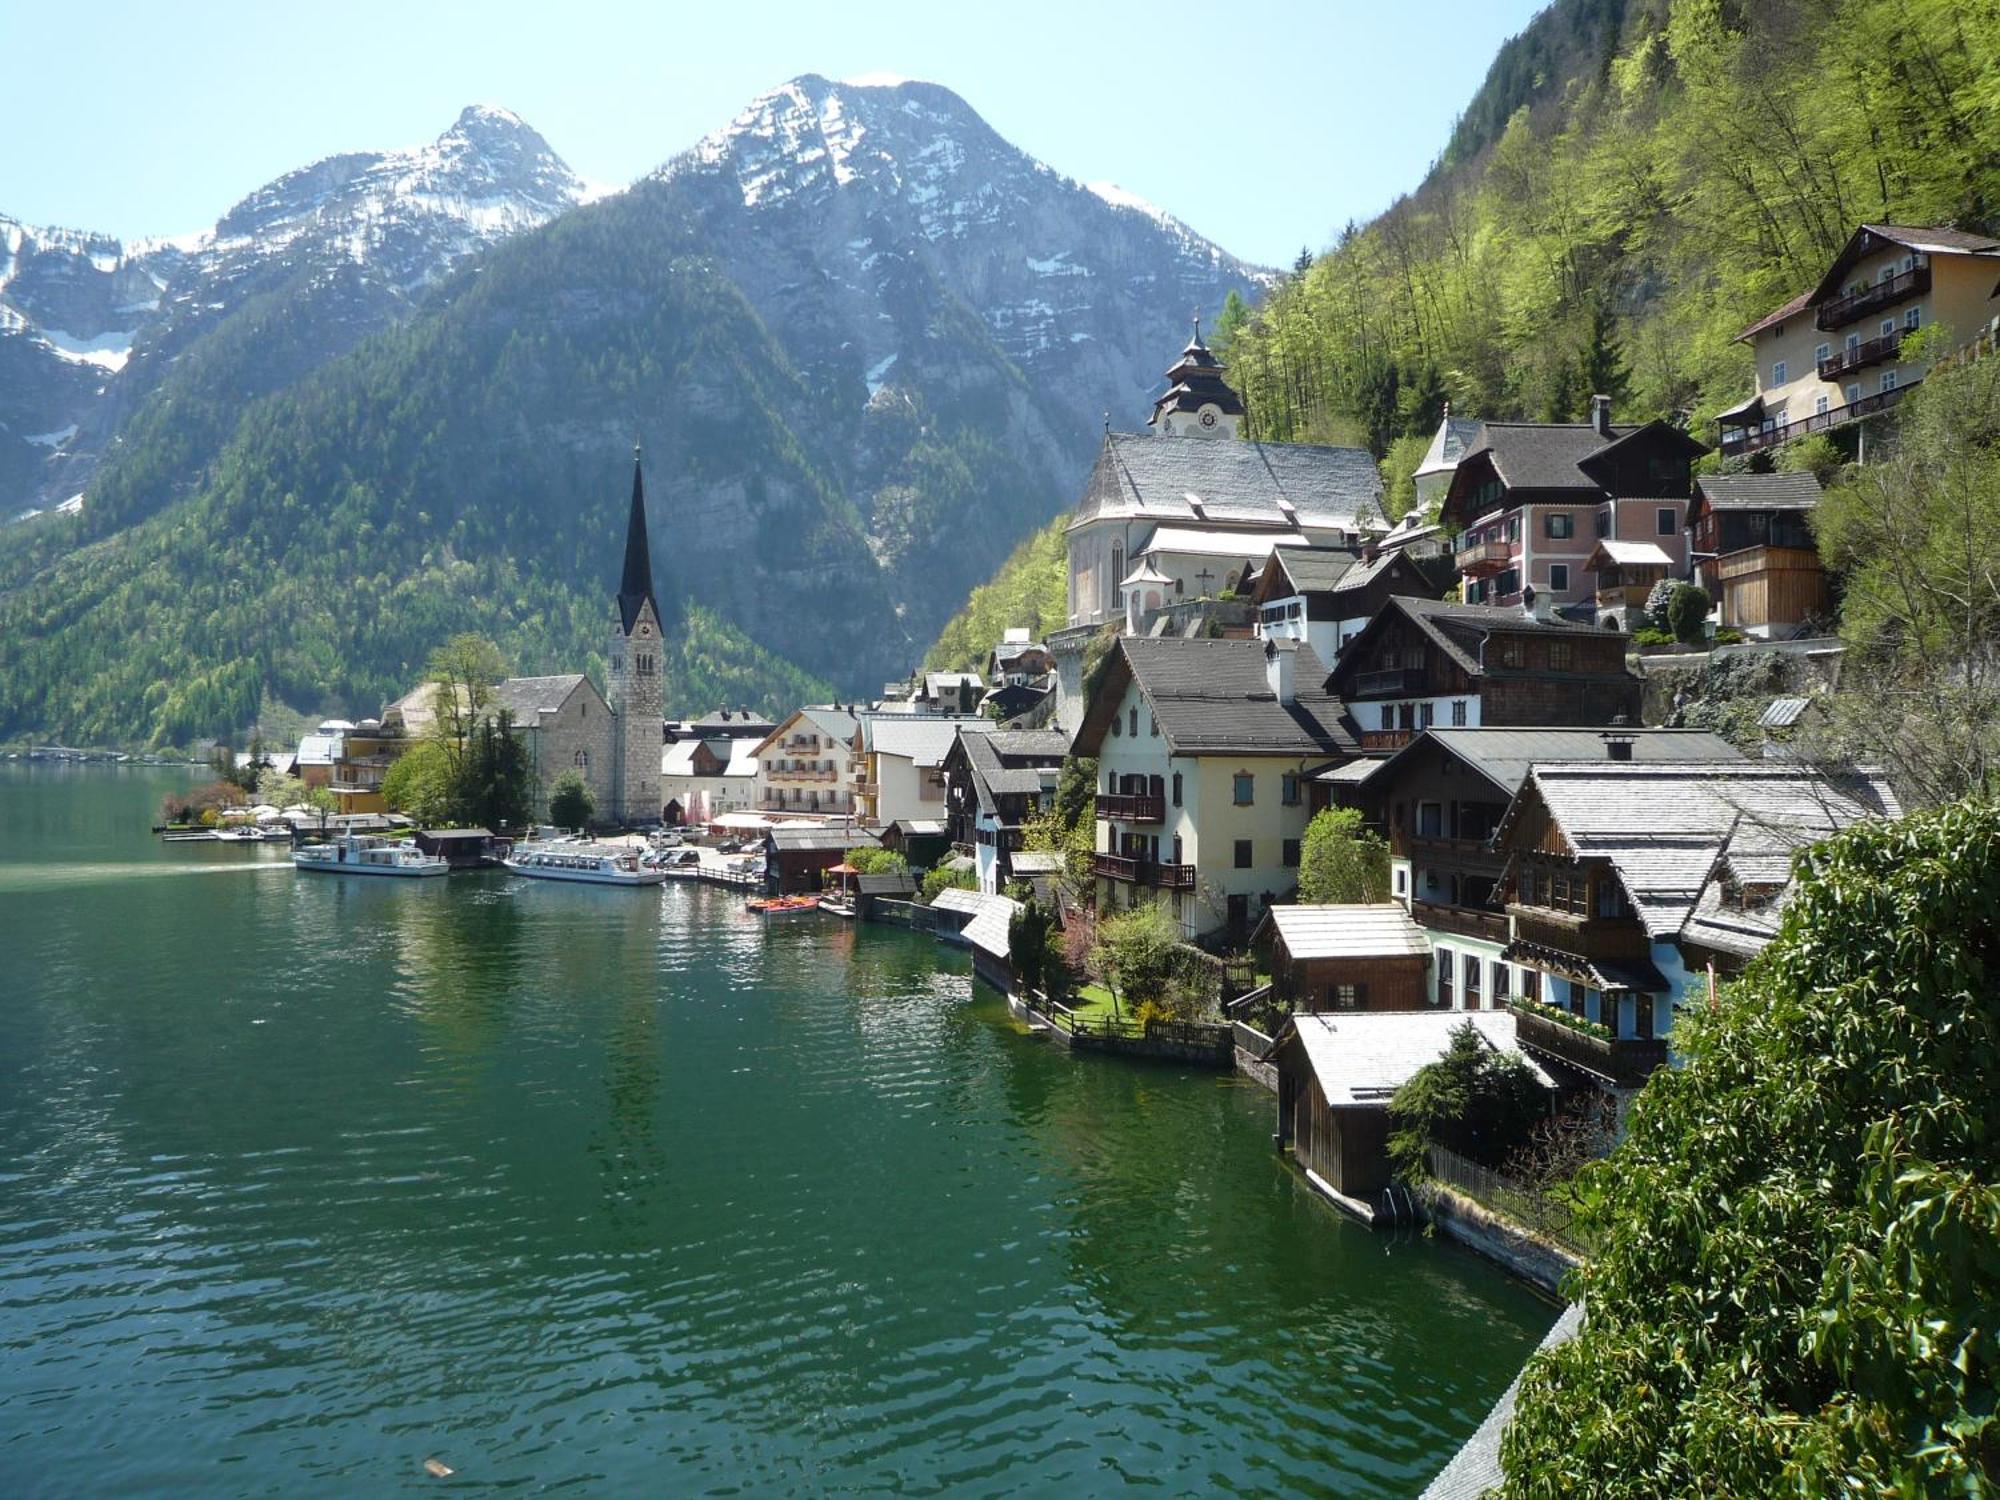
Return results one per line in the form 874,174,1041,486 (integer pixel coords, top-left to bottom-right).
1071,636,1353,944
1720,224,2000,458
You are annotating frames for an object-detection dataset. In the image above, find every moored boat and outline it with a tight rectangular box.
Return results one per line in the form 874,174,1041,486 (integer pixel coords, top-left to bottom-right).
504,843,666,886
293,833,449,877
746,893,822,916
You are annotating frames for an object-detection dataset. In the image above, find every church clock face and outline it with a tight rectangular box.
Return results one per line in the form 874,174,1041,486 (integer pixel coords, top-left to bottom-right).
1199,409,1218,428
639,623,651,637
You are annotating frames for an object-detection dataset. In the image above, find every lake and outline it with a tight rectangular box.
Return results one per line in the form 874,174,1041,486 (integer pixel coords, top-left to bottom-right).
0,765,1553,1496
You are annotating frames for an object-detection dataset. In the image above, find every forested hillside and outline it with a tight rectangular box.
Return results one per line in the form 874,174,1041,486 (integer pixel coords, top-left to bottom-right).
927,0,2000,665
1220,0,2000,467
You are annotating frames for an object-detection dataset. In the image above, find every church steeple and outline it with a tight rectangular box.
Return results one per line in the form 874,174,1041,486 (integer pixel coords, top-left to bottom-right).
1149,314,1245,438
617,443,658,635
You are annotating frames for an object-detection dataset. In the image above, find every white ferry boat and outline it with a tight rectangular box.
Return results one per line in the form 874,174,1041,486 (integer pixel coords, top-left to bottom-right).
292,833,449,878
504,843,666,887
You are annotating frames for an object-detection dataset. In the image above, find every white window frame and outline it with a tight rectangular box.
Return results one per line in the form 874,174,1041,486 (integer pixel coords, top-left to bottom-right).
1771,360,1786,386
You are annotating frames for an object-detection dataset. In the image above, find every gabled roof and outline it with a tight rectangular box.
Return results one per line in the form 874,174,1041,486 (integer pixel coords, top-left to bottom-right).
754,705,859,757
1690,471,1823,518
868,716,992,768
1735,289,1815,344
1354,726,1743,801
1326,596,1624,694
1462,423,1622,494
958,727,1067,814
1497,761,1900,940
1280,1011,1554,1107
1267,903,1431,961
493,674,596,721
1256,546,1361,599
1805,223,2000,307
1074,637,1356,758
1414,411,1484,478
767,825,881,853
1071,432,1382,532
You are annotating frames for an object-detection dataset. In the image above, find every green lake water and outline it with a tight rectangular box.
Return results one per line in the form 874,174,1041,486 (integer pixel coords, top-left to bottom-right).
0,766,1554,1496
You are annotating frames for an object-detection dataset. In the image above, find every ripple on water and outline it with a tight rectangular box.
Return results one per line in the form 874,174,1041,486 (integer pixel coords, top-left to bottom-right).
0,769,1558,1496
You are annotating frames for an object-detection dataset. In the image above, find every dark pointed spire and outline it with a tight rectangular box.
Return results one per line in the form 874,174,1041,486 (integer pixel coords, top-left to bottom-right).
617,443,658,635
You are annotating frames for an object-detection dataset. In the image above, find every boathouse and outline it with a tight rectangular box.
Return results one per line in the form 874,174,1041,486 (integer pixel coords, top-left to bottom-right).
1258,903,1432,1013
764,825,880,894
1272,1010,1554,1216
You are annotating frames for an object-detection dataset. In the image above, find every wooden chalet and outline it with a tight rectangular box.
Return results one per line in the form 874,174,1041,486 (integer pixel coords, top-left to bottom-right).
1326,596,1641,752
1249,545,1440,669
1257,904,1432,1013
763,824,880,894
1686,471,1830,638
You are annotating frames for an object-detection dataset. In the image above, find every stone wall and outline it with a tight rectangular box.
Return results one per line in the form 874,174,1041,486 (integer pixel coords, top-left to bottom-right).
1418,1183,1581,1298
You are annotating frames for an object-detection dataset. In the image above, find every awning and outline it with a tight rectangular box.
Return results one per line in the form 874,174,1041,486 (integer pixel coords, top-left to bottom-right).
712,812,773,830
1713,392,1765,425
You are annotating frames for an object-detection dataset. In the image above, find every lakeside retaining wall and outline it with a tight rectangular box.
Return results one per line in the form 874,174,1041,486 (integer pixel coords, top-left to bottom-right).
1419,1184,1580,1298
1233,1021,1277,1092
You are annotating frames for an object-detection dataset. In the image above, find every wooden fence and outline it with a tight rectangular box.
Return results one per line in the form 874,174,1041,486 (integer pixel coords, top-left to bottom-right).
1425,1145,1586,1254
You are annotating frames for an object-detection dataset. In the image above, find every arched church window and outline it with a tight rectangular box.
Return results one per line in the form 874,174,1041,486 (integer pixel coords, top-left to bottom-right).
574,750,590,771
1108,542,1124,611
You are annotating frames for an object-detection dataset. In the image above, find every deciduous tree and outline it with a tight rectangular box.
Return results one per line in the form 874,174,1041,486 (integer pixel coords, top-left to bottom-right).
1297,808,1391,904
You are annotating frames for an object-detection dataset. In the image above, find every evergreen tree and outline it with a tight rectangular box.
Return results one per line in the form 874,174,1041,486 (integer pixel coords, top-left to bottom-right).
548,769,595,831
1579,298,1631,413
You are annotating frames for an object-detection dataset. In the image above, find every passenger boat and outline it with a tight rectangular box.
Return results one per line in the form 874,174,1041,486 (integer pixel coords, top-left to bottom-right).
293,833,449,877
503,843,666,886
746,893,821,916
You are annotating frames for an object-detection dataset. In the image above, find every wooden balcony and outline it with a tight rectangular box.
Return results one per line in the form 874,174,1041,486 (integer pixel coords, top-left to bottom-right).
1097,792,1165,824
1454,537,1514,577
1718,381,1915,456
1819,329,1904,380
1594,582,1655,611
1410,898,1509,944
1508,905,1651,963
1815,263,1929,331
1513,1005,1668,1088
1361,729,1412,751
1090,852,1196,889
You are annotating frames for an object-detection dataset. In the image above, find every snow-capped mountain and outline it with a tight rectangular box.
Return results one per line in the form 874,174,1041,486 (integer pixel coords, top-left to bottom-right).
659,75,1265,432
1,106,587,518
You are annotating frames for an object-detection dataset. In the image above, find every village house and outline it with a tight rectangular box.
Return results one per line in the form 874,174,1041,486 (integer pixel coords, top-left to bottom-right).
1327,595,1642,752
763,824,881,895
658,730,760,826
1686,471,1831,638
1063,331,1382,632
1258,904,1433,1014
855,715,992,827
1072,635,1357,944
1440,401,1705,614
1324,727,1741,1009
1250,545,1439,668
1491,758,1900,1090
1272,1009,1556,1216
316,716,411,814
1718,224,2000,459
752,705,860,818
939,727,1069,894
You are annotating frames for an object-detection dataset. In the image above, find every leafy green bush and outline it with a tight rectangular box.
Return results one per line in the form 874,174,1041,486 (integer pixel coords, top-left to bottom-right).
845,847,908,876
1511,993,1613,1042
1629,625,1675,647
1298,807,1391,904
1713,627,1745,644
1665,583,1712,645
920,864,976,904
548,770,594,831
1500,797,2000,1495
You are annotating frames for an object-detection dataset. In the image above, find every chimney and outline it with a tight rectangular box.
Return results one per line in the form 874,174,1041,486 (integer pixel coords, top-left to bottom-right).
1520,582,1556,624
1264,636,1298,706
1590,394,1613,438
1601,719,1636,761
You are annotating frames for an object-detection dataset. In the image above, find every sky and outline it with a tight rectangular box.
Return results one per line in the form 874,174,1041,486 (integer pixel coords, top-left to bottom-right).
0,0,1547,269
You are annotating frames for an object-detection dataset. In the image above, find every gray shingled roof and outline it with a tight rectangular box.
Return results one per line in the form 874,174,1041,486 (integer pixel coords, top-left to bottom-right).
767,826,880,853
1269,903,1431,961
1360,727,1743,799
1415,413,1485,477
961,728,1067,815
868,716,992,768
1465,423,1622,493
1080,637,1354,757
1504,762,1901,940
1264,547,1360,595
1693,471,1823,512
1075,432,1382,530
493,674,590,719
1331,596,1624,690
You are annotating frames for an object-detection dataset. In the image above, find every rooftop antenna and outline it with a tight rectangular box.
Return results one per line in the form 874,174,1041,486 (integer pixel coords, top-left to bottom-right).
1191,309,1202,344
1102,410,1111,433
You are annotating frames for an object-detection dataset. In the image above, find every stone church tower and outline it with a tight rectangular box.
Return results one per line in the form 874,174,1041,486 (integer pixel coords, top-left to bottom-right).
608,447,664,825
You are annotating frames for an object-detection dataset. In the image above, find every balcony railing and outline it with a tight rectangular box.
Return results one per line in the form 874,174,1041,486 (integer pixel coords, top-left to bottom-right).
1090,852,1196,889
1818,329,1904,380
1815,263,1929,331
1508,905,1651,963
1718,381,1915,456
1361,729,1412,751
1453,538,1514,577
1352,668,1422,699
1097,792,1165,823
1410,898,1509,943
1512,1005,1668,1088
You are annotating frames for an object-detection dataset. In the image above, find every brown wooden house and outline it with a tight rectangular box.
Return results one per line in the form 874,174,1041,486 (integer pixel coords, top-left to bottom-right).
1273,1010,1555,1214
1326,595,1641,752
1686,471,1830,638
1257,904,1432,1013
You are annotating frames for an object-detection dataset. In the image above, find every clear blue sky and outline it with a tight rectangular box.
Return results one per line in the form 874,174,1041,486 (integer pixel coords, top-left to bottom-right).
1,0,1546,268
